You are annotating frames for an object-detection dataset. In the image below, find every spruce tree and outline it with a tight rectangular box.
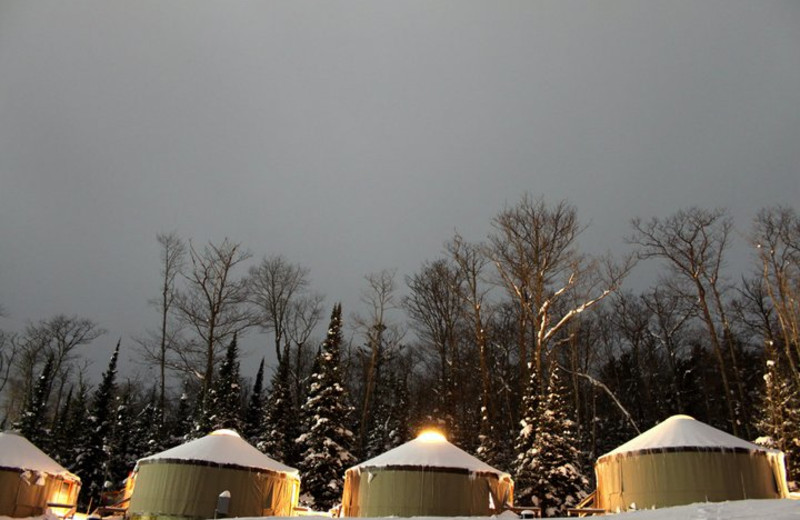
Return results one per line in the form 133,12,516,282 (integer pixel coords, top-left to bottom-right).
107,389,136,490
61,381,90,469
515,367,588,517
296,303,356,511
243,359,266,443
74,341,120,509
131,387,167,458
258,356,297,464
208,334,243,432
16,354,54,449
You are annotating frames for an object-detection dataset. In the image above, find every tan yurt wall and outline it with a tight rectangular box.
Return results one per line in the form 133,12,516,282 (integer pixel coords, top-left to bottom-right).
0,468,80,518
127,461,298,520
342,467,512,517
596,449,787,511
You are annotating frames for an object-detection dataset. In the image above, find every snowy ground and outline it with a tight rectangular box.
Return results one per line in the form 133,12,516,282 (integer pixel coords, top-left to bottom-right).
4,500,800,520
284,499,800,519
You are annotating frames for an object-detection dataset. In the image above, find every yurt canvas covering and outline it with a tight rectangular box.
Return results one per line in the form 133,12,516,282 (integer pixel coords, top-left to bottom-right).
342,431,513,517
595,415,790,512
126,430,299,520
0,431,81,518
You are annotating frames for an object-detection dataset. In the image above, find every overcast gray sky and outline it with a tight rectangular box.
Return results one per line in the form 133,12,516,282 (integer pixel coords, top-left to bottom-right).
1,1,799,382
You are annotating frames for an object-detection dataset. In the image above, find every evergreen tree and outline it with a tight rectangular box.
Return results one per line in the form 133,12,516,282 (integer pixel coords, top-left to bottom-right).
50,386,74,464
207,334,243,432
514,367,588,517
16,354,54,449
131,387,167,458
168,386,195,447
107,388,136,490
60,381,90,469
365,373,409,457
243,358,266,443
74,341,120,509
296,303,356,511
258,356,297,464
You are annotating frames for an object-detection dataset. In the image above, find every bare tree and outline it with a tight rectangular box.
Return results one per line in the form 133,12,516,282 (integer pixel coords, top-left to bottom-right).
489,194,632,397
135,231,186,411
404,258,465,430
630,207,746,435
354,269,404,454
752,207,800,390
174,238,253,403
446,234,495,448
248,255,319,364
7,315,104,422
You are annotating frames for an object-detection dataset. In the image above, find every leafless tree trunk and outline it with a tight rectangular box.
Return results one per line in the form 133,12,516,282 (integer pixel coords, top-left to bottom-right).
404,258,465,430
135,232,186,412
446,234,494,441
174,238,253,404
752,207,800,391
642,286,695,411
630,207,744,435
355,269,403,453
489,194,632,398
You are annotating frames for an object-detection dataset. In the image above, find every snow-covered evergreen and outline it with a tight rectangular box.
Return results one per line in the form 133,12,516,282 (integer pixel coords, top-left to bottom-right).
243,358,265,443
208,334,243,432
296,303,356,511
73,341,120,508
514,366,588,517
257,355,298,464
15,354,54,450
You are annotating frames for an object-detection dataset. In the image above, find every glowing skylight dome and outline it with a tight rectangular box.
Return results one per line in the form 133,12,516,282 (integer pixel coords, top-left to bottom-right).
417,429,447,443
210,429,241,438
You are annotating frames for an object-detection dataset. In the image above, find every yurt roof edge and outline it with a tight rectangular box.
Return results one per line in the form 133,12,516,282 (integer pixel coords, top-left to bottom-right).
348,435,511,479
597,415,774,462
0,431,80,481
136,429,299,476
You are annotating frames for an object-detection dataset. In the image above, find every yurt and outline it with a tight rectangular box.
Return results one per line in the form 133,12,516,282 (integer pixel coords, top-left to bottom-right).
126,429,300,520
0,431,81,518
594,415,790,512
341,430,514,517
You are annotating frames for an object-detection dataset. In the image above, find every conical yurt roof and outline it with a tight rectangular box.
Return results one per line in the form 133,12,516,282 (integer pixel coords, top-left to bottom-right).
349,431,510,478
599,415,770,461
0,431,79,479
137,429,298,475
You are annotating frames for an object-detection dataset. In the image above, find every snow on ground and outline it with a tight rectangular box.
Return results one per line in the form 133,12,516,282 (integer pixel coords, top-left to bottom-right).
3,499,799,520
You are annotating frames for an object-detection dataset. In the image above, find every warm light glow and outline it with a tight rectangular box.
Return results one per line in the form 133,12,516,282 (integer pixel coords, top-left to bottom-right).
417,430,447,443
210,429,241,437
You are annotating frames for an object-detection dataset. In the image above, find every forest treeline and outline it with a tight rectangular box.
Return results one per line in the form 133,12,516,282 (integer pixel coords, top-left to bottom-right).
1,195,798,517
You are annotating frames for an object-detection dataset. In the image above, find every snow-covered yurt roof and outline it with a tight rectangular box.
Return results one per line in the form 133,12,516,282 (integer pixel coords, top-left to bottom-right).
349,430,510,478
0,431,79,479
599,415,769,461
137,429,298,475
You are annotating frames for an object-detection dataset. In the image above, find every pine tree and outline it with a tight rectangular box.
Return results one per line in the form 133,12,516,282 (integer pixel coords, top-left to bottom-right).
514,367,588,517
207,334,243,432
74,341,120,509
16,354,54,449
258,356,297,464
243,359,266,443
296,303,356,511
